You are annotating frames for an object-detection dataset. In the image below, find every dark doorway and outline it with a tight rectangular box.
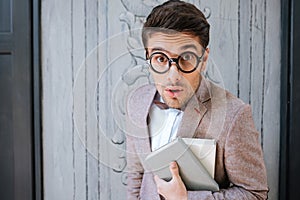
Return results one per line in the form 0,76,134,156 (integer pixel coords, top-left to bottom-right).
280,0,300,199
0,0,42,199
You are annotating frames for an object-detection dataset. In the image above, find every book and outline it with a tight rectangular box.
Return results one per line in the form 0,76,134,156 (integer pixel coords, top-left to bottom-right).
144,137,219,191
182,138,217,178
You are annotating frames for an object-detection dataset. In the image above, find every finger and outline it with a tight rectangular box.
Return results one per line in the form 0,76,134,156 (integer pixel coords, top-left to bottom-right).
169,161,180,179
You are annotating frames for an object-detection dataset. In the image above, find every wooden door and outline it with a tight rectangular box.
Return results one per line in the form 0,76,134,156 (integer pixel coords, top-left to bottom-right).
0,0,37,199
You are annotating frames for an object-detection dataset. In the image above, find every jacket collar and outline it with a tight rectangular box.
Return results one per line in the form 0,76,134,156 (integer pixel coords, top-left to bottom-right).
126,76,212,155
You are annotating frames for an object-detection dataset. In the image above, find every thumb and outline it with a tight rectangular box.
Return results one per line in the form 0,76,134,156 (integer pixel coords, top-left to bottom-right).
169,161,180,179
154,175,166,186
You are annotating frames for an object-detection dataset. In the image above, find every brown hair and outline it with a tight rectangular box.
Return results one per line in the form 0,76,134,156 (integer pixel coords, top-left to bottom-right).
142,0,210,49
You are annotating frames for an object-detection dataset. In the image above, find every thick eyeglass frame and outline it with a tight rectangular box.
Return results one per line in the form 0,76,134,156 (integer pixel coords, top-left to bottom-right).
147,49,205,74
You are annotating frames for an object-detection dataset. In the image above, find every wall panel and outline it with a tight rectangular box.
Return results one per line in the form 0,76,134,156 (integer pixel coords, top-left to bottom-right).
42,0,281,199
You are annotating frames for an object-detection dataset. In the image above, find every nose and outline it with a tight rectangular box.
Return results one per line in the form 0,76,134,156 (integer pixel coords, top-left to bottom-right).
167,62,181,84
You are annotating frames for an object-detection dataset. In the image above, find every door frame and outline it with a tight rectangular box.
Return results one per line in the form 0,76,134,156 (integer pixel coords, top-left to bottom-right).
280,0,300,199
33,0,43,199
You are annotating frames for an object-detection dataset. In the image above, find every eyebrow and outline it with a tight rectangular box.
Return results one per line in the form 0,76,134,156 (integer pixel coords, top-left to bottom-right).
179,44,198,51
150,47,167,52
150,44,199,54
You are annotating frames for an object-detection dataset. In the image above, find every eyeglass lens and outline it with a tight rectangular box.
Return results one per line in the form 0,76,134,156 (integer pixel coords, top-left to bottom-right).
150,52,200,73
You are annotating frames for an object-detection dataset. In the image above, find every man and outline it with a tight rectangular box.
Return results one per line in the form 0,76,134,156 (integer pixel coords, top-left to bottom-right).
125,0,268,199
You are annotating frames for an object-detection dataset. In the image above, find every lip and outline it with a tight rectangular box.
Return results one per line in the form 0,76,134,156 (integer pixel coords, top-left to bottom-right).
164,87,184,98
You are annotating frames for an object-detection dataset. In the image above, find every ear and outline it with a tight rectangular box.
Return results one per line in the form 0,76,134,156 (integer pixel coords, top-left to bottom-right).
200,47,209,72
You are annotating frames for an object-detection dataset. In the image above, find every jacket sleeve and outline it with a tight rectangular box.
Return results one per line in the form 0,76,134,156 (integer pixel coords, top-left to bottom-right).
126,135,144,200
187,104,269,200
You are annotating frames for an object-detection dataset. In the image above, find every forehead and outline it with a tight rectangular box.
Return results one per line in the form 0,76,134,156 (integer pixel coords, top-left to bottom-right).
146,32,202,53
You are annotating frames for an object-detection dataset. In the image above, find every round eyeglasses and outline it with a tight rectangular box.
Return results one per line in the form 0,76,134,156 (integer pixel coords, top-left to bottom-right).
147,50,205,74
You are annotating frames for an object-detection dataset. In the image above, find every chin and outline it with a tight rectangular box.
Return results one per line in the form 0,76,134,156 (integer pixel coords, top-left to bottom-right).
165,98,183,109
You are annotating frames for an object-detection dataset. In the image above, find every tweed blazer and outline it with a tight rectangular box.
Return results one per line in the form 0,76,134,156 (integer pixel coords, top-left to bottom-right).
126,77,268,200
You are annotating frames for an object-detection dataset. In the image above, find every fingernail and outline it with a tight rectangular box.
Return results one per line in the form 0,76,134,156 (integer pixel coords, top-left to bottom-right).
170,162,176,168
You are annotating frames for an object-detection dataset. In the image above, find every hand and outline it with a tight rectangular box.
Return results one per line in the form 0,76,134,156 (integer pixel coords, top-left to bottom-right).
154,161,188,200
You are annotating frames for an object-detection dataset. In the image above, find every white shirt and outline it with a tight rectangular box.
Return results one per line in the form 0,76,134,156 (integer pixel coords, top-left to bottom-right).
148,99,183,151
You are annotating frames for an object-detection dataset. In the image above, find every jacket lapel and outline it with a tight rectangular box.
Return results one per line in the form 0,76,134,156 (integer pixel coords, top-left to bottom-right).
176,77,211,138
127,84,157,158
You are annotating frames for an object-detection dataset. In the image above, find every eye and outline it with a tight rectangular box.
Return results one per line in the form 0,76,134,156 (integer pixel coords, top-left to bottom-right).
156,55,167,63
151,53,168,65
181,52,194,61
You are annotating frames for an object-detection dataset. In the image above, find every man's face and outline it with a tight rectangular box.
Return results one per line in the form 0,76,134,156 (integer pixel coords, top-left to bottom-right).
146,32,209,109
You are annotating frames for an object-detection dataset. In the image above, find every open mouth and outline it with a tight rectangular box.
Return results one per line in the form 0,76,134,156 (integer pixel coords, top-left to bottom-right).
165,87,183,98
168,89,181,93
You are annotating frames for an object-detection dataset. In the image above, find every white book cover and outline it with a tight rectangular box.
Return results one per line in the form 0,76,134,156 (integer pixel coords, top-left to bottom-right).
182,138,216,178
